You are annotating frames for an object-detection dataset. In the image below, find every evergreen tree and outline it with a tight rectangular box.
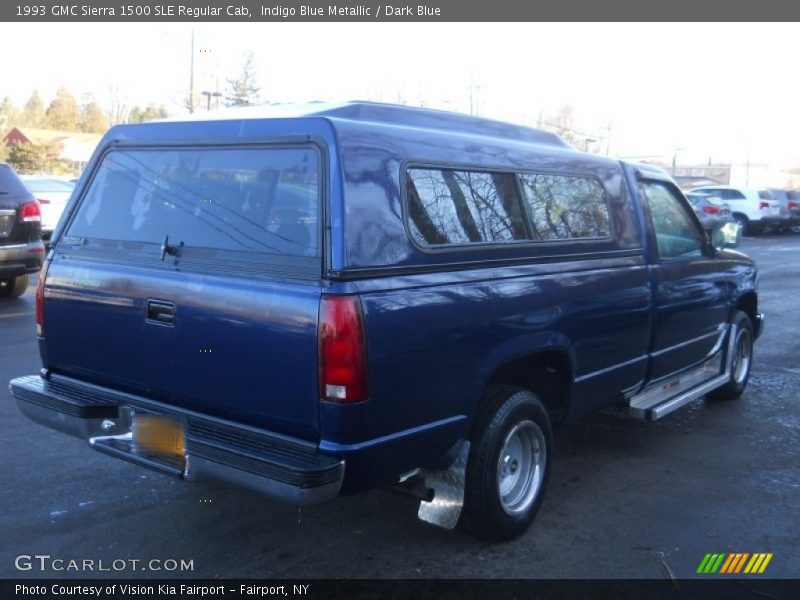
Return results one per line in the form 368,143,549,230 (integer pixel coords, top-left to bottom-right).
7,141,60,174
22,91,46,128
129,104,169,123
45,87,80,131
79,95,109,133
0,97,21,132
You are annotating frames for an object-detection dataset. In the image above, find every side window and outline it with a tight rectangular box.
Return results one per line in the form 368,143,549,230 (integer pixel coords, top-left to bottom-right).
406,168,527,246
758,189,775,200
723,189,746,200
518,173,610,240
640,181,705,260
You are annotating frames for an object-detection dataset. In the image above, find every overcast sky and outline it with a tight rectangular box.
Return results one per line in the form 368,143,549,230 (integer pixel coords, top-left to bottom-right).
2,22,799,168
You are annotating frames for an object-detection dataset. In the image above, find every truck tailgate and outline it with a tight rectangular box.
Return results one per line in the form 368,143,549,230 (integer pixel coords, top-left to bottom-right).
42,256,321,440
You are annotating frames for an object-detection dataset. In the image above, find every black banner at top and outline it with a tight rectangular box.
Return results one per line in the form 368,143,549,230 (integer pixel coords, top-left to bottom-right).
3,0,800,22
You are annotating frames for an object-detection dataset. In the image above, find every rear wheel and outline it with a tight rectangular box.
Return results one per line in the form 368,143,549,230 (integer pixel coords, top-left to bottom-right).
461,386,552,542
0,274,29,299
710,311,753,400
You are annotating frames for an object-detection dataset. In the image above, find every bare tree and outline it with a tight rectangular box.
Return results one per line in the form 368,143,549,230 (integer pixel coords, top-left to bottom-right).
107,84,129,126
540,106,603,154
225,51,261,107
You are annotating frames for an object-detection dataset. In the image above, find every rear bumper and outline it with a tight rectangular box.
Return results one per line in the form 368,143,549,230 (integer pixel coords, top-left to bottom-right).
752,215,791,227
0,242,44,277
9,373,344,506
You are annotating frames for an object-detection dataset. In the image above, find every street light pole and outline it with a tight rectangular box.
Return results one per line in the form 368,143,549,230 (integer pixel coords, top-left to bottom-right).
202,91,222,111
672,147,683,177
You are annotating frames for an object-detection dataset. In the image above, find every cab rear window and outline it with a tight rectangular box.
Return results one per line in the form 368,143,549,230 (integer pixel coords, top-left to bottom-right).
67,147,319,257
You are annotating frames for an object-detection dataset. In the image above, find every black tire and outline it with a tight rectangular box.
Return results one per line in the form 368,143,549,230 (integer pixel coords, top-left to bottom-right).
0,274,29,299
732,214,750,236
709,310,754,401
460,385,552,542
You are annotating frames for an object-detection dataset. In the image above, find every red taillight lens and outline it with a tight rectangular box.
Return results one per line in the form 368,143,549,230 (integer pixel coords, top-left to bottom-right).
789,201,799,210
20,201,41,222
318,295,368,403
35,259,50,337
701,205,720,214
758,201,770,210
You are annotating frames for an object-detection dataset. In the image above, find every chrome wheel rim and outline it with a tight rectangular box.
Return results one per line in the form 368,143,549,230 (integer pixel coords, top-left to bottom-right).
732,328,752,385
496,420,546,516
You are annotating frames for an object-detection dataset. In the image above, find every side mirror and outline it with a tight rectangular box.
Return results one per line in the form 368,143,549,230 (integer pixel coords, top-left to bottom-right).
711,221,741,251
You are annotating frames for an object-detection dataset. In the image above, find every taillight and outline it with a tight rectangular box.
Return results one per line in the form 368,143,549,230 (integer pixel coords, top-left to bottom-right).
20,201,41,222
789,201,799,210
758,201,770,210
701,205,720,214
35,258,50,337
318,295,368,403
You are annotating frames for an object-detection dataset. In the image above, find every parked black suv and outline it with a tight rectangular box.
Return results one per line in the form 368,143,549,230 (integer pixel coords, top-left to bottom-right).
0,163,44,298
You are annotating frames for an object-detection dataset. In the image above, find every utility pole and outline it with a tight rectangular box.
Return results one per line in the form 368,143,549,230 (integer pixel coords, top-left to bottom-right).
745,129,753,185
188,29,195,113
602,121,612,155
467,70,484,116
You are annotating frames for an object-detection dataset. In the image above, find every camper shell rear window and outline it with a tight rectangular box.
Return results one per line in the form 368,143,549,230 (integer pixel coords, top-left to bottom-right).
67,145,320,259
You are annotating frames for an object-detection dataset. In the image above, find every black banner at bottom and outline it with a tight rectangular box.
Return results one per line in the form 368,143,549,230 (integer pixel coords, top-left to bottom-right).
3,579,799,600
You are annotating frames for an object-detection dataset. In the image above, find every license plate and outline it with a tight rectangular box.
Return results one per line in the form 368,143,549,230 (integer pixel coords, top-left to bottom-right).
133,415,185,457
0,215,12,238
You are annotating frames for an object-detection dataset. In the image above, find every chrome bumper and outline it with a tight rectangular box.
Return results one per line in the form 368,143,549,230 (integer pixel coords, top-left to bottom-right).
10,374,344,506
0,241,44,275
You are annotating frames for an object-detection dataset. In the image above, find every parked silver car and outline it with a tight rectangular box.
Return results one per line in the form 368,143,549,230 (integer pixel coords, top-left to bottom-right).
686,192,741,246
19,176,75,241
767,188,800,231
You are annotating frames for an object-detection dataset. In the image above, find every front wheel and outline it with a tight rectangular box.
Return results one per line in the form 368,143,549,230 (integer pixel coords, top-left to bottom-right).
710,311,754,400
460,386,552,542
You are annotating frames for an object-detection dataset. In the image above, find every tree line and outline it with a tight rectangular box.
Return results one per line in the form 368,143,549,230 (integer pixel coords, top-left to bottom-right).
0,51,269,175
0,88,169,172
0,88,170,135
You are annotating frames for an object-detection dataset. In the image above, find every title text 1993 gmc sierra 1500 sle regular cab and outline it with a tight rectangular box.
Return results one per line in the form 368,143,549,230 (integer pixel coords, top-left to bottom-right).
9,102,763,541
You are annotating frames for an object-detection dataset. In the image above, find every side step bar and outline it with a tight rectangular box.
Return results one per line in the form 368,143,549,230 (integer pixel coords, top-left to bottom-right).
629,324,737,421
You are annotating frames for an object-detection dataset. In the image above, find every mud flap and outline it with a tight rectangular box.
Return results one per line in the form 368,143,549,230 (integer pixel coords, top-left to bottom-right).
417,440,470,530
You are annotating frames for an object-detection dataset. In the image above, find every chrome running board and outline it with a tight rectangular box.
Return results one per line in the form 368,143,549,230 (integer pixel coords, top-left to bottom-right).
629,324,737,421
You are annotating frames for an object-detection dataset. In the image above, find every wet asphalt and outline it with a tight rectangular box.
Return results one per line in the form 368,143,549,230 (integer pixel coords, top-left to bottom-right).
1,234,798,579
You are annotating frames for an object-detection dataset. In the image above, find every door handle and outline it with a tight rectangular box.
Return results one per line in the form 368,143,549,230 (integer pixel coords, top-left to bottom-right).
146,299,175,325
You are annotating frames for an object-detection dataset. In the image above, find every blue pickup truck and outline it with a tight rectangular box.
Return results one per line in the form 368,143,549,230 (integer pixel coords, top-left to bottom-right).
9,103,763,541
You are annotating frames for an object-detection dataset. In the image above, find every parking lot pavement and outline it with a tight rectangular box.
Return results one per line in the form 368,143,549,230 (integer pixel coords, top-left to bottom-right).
1,235,798,580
